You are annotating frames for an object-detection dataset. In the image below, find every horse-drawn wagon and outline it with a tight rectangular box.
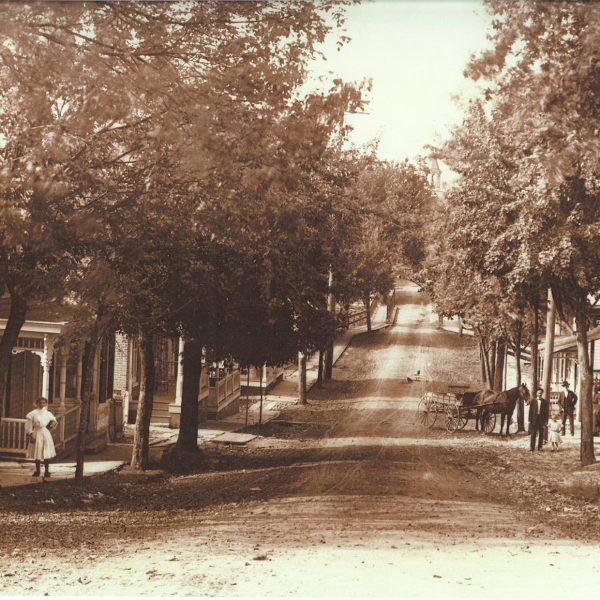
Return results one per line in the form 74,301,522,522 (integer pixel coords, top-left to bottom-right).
417,383,495,433
418,382,530,435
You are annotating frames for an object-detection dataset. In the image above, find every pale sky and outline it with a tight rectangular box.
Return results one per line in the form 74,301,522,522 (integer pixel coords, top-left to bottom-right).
312,0,492,169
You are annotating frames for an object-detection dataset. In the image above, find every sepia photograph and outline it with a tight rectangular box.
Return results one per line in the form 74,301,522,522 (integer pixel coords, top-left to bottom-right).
0,0,599,597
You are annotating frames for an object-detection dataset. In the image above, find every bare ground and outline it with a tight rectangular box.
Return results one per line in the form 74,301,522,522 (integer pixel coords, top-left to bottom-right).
1,283,600,597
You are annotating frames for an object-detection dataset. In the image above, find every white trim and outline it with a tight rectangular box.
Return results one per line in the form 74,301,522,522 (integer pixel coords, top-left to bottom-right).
0,319,66,335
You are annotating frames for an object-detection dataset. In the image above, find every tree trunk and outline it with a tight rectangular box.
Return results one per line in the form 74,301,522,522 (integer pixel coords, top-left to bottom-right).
0,293,27,414
131,330,155,470
575,306,595,466
258,366,263,425
364,291,372,332
316,349,324,388
298,351,307,404
542,288,556,404
386,289,396,323
479,341,488,386
324,342,333,381
490,340,497,386
514,322,525,431
175,337,203,453
245,369,250,429
531,302,540,393
481,337,493,386
74,339,97,483
493,340,506,391
324,268,335,380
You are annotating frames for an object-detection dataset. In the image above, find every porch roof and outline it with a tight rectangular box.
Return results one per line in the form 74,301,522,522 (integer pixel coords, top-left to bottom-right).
539,325,600,354
0,299,72,335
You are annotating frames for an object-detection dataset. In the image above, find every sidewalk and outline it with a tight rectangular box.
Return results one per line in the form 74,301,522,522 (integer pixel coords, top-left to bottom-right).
0,456,126,488
256,303,391,415
0,305,392,488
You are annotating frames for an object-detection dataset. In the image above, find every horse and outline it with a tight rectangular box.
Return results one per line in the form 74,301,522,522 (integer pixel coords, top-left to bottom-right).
484,383,531,435
462,389,496,431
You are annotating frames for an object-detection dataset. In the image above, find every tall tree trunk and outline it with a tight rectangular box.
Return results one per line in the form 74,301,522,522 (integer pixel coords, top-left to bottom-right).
316,349,324,388
324,341,333,381
490,340,497,386
575,305,595,466
176,337,203,453
364,291,372,332
131,329,155,470
479,341,488,386
0,293,27,415
480,336,492,386
542,288,556,404
514,321,525,431
386,289,395,323
298,351,307,404
493,340,506,391
531,302,540,393
245,369,250,429
258,366,263,425
74,338,97,483
324,268,335,380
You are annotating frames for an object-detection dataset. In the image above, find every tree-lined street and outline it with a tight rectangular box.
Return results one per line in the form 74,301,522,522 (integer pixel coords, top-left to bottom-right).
1,2,600,597
2,284,600,596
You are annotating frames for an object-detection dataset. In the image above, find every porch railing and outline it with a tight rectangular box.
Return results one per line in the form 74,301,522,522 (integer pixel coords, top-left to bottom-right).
61,405,81,446
207,370,241,416
0,418,28,454
0,403,81,456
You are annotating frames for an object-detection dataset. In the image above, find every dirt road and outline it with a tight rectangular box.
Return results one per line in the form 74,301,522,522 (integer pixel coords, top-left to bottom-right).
2,283,600,597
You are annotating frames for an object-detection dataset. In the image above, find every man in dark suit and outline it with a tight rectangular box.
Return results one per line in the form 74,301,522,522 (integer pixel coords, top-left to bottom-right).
559,380,577,436
528,387,549,451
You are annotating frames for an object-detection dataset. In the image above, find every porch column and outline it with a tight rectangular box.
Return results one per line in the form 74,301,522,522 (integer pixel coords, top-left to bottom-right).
89,341,100,430
76,351,83,402
175,337,184,405
59,348,68,411
168,337,185,428
41,336,55,401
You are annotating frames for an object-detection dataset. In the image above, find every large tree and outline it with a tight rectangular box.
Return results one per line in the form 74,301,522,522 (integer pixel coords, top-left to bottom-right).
465,0,600,465
0,2,364,467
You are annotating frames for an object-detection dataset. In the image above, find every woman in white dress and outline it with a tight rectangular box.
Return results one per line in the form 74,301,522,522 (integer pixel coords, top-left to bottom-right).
25,397,58,477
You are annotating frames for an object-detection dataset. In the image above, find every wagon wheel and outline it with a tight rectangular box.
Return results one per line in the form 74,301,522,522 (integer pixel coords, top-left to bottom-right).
417,397,437,428
445,407,460,433
480,408,496,434
457,410,469,430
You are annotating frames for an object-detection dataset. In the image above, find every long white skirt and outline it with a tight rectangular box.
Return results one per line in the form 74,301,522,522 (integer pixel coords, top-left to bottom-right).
26,427,56,461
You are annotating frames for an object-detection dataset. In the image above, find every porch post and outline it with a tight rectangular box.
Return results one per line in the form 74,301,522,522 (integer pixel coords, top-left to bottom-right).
59,347,68,411
175,337,184,405
76,351,83,402
41,336,55,400
168,337,185,428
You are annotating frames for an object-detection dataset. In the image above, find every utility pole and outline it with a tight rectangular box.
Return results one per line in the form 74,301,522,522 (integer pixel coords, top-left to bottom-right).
324,267,334,380
542,288,556,403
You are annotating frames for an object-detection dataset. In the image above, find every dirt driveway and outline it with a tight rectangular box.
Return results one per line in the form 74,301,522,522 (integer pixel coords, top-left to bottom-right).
2,283,600,597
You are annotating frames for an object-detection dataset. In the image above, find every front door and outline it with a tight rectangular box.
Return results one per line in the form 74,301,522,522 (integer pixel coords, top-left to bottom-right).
7,351,42,418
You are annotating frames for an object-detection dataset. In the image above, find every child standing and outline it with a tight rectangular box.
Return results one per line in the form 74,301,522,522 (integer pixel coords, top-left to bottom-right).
25,397,58,477
548,411,562,451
